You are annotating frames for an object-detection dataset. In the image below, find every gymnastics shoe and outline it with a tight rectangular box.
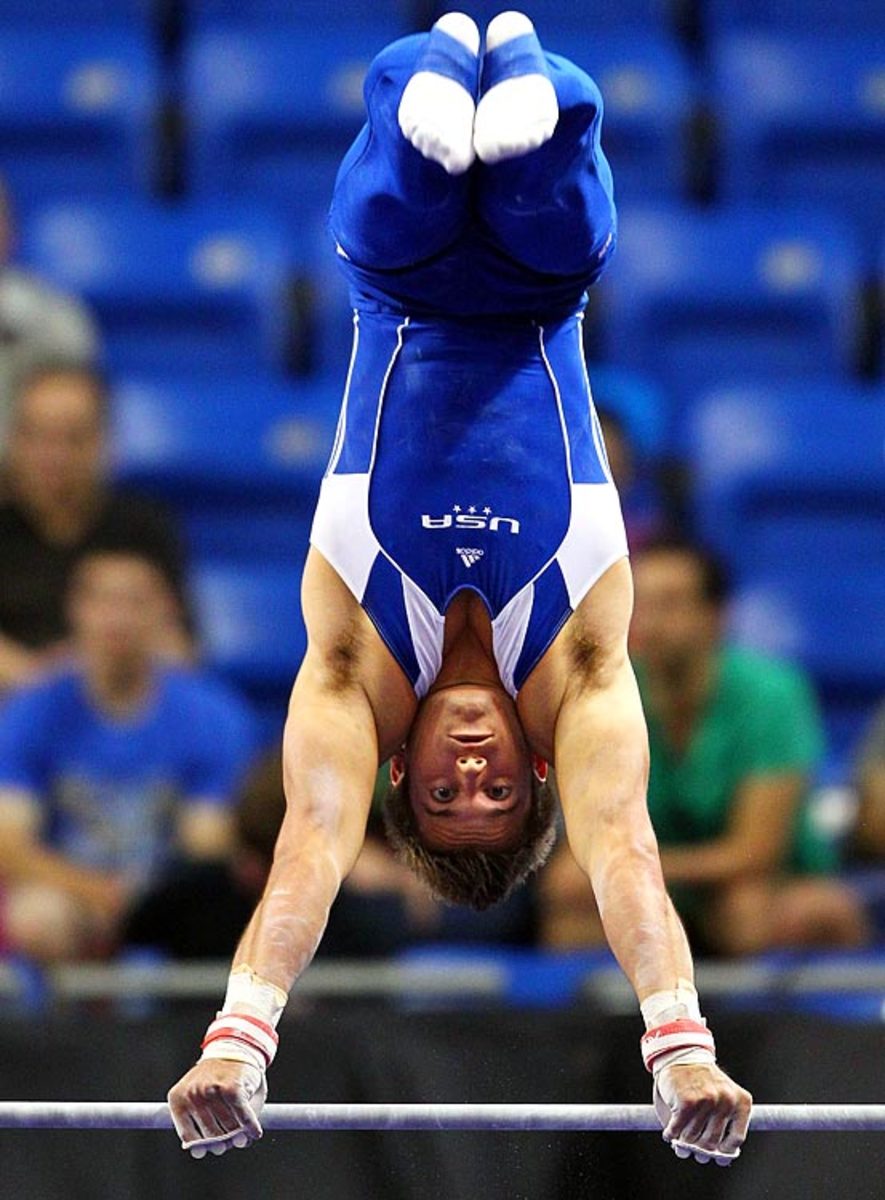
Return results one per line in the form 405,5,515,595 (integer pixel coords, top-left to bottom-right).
397,12,481,175
473,11,559,164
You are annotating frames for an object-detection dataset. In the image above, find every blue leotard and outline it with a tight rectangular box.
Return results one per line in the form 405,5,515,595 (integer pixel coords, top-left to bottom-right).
311,35,628,696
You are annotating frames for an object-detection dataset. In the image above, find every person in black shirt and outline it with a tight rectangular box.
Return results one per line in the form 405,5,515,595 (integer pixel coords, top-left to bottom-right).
0,362,190,691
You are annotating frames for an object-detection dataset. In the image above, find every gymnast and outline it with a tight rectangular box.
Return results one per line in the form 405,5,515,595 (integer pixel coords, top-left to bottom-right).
168,11,752,1165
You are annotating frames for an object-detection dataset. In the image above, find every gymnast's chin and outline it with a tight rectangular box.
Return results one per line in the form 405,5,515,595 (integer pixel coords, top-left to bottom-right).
382,681,556,911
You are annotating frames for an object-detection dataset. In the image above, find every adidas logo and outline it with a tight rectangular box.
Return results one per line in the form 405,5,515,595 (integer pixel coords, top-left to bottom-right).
456,547,484,568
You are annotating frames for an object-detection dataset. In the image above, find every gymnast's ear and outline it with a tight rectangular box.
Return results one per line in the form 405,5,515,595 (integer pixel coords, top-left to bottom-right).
389,754,406,787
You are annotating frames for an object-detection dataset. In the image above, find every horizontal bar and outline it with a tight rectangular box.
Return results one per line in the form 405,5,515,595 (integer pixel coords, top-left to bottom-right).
0,1103,883,1132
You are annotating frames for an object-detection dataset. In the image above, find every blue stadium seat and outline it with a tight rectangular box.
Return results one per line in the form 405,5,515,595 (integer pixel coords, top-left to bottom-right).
21,200,291,373
183,505,314,567
586,363,668,460
0,0,152,24
729,573,884,762
560,33,694,204
688,378,885,757
0,31,159,207
687,380,885,575
706,0,885,35
111,372,339,504
431,1,673,34
189,0,411,29
184,26,393,210
184,25,388,371
601,206,862,444
880,234,885,366
192,562,307,695
712,35,885,258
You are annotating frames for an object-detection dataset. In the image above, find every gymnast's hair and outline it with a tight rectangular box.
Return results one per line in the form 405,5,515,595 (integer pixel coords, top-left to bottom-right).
382,769,557,910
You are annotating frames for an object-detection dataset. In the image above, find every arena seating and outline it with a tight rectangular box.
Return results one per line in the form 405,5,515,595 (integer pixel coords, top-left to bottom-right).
183,25,387,215
111,370,336,584
190,560,307,736
687,379,885,576
189,0,413,29
112,371,337,506
0,30,158,208
688,379,885,755
600,205,863,443
21,199,293,372
431,0,674,34
729,573,883,761
705,0,885,35
554,32,694,204
0,0,152,25
712,34,885,259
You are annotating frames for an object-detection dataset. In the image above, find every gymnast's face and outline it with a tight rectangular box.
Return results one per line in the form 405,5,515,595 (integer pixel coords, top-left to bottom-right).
392,684,533,851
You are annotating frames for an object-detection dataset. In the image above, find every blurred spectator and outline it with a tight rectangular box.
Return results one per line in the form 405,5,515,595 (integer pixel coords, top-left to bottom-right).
0,177,98,447
124,748,287,960
539,538,867,954
597,406,669,550
0,547,256,963
631,537,867,955
126,752,536,961
0,362,191,692
854,701,885,859
847,703,885,942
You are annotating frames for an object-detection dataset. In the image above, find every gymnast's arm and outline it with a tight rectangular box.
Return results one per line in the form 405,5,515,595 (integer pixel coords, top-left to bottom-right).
550,561,751,1161
551,563,692,999
168,552,411,1154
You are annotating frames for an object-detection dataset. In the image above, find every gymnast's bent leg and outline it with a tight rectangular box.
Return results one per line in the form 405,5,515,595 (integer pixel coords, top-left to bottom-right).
330,24,479,272
477,49,617,281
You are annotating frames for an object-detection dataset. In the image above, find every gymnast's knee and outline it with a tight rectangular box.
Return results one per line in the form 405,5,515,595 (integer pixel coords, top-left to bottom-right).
330,33,470,270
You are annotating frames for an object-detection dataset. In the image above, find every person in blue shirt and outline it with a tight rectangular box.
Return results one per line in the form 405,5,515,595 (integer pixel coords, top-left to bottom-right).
170,13,751,1166
0,546,256,963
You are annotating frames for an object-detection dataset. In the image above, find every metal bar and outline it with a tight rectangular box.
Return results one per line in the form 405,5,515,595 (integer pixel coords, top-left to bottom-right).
0,1103,883,1132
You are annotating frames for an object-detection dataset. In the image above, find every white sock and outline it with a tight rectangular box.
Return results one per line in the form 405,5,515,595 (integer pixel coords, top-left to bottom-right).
473,11,559,165
398,13,480,176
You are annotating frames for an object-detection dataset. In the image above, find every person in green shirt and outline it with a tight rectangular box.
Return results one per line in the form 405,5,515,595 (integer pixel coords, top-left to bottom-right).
629,538,867,955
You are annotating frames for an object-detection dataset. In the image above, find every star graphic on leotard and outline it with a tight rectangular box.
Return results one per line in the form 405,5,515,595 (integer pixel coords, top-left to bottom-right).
468,506,476,514
453,505,462,513
483,506,492,515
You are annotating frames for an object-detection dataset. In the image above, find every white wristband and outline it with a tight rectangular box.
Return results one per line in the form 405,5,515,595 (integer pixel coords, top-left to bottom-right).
200,1037,267,1075
222,966,287,1028
640,982,703,1031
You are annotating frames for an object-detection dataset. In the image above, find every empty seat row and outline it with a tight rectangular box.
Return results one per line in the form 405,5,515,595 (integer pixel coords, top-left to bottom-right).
0,0,413,30
3,1,885,33
599,205,867,444
687,378,885,758
21,200,294,372
112,371,338,508
22,197,880,409
2,26,884,258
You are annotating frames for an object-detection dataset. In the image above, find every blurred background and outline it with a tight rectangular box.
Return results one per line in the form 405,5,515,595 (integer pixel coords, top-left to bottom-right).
0,2,883,1198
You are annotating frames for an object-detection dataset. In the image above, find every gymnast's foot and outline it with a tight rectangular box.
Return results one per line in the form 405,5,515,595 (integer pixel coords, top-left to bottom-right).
398,12,481,175
473,11,559,164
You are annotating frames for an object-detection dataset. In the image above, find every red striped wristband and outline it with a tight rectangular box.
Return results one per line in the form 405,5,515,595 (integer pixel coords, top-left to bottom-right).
201,1012,279,1069
641,1018,716,1073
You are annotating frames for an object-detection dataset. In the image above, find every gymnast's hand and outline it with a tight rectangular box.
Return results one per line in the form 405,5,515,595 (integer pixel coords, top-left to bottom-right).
654,1061,753,1166
167,1059,267,1158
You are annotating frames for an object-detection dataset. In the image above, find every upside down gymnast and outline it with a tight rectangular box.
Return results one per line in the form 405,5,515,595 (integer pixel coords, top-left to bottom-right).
168,11,752,1165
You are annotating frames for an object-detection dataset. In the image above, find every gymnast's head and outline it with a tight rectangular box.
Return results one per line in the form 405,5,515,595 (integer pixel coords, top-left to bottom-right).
382,682,556,909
